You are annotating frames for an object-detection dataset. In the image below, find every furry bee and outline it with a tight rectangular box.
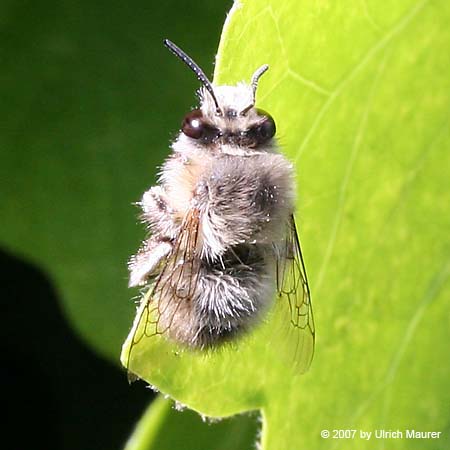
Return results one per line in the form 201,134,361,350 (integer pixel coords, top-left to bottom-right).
126,40,314,372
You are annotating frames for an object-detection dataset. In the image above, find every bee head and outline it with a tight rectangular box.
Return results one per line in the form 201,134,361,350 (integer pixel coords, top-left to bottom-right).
186,82,276,149
164,39,276,151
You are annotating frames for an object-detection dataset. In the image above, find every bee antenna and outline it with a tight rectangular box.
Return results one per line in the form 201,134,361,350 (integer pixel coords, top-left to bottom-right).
251,64,269,104
240,64,269,116
164,39,221,115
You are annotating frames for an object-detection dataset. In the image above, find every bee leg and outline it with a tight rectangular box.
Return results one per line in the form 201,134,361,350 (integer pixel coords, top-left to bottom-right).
130,186,178,287
140,186,179,238
128,237,172,287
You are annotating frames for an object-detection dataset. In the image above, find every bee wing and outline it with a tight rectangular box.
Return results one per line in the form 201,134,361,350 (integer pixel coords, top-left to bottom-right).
125,207,201,373
276,214,315,373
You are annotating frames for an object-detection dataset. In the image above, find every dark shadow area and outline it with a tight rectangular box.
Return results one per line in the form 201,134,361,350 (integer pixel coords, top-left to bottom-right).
0,248,153,450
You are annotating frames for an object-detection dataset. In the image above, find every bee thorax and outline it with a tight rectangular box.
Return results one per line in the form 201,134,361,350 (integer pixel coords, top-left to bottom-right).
197,152,295,259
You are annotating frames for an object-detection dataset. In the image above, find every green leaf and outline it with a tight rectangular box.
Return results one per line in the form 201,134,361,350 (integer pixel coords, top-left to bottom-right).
122,0,450,448
124,396,258,450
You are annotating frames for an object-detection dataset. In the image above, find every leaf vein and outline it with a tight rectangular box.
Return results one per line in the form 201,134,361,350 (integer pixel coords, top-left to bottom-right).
294,0,429,163
314,49,391,297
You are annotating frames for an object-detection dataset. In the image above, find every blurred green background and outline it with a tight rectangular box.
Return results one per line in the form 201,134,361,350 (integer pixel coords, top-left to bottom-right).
0,0,232,448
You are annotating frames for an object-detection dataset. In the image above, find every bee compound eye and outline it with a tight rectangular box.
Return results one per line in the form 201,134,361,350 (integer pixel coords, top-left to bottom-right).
258,114,276,140
182,109,205,139
247,110,276,145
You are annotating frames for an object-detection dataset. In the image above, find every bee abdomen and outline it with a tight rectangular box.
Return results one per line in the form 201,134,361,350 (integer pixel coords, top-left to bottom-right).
159,244,275,348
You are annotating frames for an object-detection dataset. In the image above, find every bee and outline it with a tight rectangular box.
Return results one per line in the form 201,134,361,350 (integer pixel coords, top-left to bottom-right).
125,39,314,373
